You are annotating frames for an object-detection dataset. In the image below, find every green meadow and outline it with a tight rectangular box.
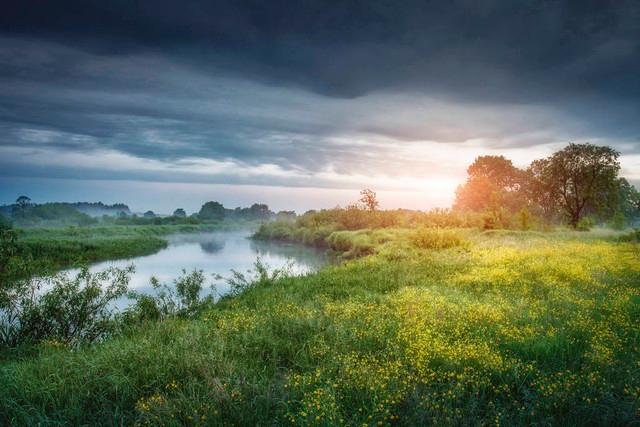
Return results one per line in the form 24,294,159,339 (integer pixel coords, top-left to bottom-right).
2,227,639,425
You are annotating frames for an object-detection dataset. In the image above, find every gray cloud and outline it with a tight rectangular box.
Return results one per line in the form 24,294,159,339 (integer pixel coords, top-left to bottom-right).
0,1,639,198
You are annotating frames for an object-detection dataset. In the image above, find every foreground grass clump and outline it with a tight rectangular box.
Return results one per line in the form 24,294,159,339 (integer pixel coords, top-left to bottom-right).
326,229,397,258
1,231,639,425
409,227,469,250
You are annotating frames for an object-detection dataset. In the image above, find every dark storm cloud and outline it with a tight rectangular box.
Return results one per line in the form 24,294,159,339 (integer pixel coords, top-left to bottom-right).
2,0,639,101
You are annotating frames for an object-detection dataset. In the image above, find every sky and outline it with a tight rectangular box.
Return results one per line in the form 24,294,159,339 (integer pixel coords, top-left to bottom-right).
1,0,639,214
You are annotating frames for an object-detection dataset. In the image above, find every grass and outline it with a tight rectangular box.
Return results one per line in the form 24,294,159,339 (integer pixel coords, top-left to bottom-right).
409,227,470,250
1,229,639,425
13,223,233,275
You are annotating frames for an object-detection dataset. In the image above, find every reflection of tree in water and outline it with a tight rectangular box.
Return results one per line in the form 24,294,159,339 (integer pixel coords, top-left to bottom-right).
249,240,328,269
199,239,226,254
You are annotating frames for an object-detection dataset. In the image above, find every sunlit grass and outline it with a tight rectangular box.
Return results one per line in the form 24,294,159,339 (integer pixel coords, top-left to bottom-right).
1,230,639,425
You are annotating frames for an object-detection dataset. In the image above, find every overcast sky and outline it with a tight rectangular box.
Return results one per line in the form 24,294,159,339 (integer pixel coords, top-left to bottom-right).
1,0,639,213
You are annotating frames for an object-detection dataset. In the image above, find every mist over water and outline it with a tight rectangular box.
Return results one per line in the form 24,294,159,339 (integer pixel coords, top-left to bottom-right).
68,230,330,310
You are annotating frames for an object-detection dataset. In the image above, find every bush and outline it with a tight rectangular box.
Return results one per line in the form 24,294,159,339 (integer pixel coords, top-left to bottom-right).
222,258,292,297
517,208,532,230
127,270,212,321
609,212,626,230
1,266,133,348
326,231,356,252
618,229,640,243
253,222,335,247
483,214,498,230
293,207,476,231
0,214,12,229
409,228,468,250
576,216,595,231
0,225,29,285
327,230,376,257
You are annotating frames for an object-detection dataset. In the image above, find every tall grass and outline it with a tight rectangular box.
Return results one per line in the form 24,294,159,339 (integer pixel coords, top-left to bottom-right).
409,227,470,250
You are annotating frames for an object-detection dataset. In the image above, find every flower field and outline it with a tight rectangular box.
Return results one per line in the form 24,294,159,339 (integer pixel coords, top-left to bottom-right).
1,229,638,425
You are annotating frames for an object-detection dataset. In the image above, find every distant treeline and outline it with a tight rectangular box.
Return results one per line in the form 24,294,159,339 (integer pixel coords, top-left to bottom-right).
0,197,293,227
0,201,130,221
0,202,99,227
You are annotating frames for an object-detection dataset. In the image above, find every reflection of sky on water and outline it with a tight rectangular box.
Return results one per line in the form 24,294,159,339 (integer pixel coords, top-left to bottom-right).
66,231,329,310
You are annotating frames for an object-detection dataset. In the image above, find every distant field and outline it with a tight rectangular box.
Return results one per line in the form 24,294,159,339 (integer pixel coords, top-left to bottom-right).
2,228,638,425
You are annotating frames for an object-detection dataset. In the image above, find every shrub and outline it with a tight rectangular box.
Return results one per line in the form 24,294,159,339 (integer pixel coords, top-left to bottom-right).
483,214,498,230
517,208,532,230
127,270,212,321
222,258,292,297
409,228,468,250
618,229,640,243
327,230,376,257
327,231,356,253
0,224,29,285
576,216,595,231
609,212,626,230
290,207,476,232
0,214,12,229
253,222,334,247
1,266,133,348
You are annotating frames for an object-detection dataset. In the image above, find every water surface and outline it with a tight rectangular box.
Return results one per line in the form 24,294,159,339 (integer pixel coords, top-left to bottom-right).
75,230,329,308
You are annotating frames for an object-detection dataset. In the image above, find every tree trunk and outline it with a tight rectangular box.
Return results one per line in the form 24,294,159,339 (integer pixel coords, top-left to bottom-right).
569,211,580,228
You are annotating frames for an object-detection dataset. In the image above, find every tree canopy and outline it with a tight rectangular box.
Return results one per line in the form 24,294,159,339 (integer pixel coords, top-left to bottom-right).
15,196,31,208
454,155,524,213
359,189,379,211
454,143,635,228
172,208,186,218
198,201,225,221
530,143,620,227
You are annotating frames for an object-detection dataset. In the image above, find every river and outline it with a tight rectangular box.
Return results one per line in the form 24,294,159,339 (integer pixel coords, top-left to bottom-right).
70,230,329,309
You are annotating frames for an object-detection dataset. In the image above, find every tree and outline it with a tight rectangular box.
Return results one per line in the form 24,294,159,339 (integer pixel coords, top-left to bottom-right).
615,178,640,226
454,175,496,212
143,210,156,218
248,203,271,219
198,201,225,221
359,189,379,211
16,196,31,209
276,210,296,220
530,143,620,228
173,208,186,218
467,156,521,192
526,159,560,221
454,156,525,212
13,195,32,220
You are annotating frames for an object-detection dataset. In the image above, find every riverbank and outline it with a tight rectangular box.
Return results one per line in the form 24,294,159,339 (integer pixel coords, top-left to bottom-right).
2,229,638,425
12,222,258,277
252,220,630,258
